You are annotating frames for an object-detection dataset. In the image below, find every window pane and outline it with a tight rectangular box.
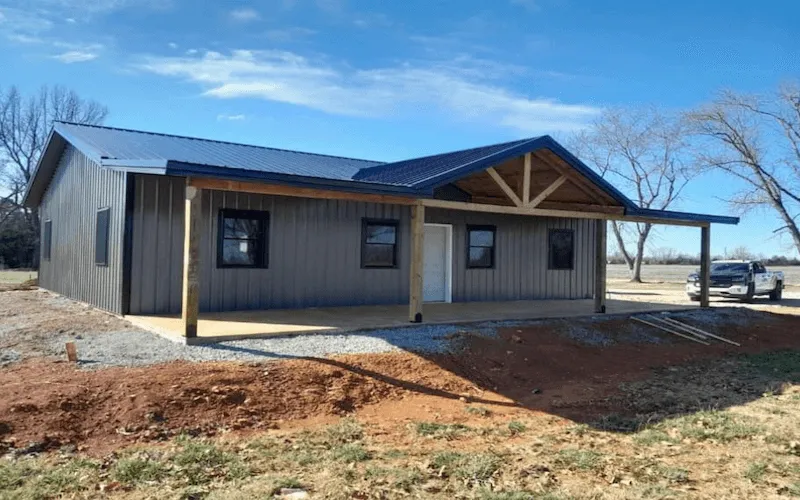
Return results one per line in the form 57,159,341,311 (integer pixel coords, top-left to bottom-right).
223,239,256,266
224,217,260,239
366,224,396,244
43,221,52,260
95,208,110,266
363,243,395,267
469,247,493,268
550,230,573,269
469,229,494,247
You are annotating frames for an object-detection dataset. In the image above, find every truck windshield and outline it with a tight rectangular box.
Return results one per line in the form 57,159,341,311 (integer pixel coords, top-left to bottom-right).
710,263,750,274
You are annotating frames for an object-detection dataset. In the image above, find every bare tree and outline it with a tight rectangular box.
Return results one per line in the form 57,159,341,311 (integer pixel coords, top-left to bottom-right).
686,86,800,253
572,108,695,282
0,85,107,267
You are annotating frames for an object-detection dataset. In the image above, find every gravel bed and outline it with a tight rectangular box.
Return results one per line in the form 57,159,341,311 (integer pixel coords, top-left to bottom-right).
34,309,734,369
50,322,505,369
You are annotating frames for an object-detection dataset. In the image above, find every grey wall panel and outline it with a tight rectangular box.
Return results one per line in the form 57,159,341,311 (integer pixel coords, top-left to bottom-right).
425,209,596,302
129,175,412,314
129,174,597,314
38,145,126,313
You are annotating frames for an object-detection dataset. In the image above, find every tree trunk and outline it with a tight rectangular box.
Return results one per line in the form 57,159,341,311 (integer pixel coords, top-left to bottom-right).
610,222,636,278
630,224,652,283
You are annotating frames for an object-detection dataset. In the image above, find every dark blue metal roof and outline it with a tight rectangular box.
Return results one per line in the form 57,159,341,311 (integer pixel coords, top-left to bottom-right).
24,121,737,225
54,121,385,183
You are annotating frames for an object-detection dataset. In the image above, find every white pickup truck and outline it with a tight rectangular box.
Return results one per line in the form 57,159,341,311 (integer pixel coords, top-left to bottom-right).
686,260,784,302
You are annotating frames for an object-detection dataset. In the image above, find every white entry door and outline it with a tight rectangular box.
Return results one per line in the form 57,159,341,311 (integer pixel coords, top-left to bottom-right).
423,224,452,303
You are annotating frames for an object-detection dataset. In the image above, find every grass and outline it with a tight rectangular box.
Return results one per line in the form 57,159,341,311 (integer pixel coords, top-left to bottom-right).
414,421,471,439
555,449,603,471
0,270,36,284
655,410,763,442
465,405,492,417
5,352,800,499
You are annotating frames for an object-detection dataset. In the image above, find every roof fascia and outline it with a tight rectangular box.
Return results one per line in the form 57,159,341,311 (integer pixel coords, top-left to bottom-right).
164,161,425,197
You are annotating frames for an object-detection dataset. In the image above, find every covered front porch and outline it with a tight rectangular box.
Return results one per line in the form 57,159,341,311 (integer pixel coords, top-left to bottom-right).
127,296,695,345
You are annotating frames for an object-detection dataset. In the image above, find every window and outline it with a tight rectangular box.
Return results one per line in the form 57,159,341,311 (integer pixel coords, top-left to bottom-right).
467,225,496,268
548,229,574,270
362,219,398,268
42,220,52,261
217,209,269,268
95,208,110,266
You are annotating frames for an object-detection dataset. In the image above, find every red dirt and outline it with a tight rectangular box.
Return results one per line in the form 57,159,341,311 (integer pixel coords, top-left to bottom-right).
2,309,800,455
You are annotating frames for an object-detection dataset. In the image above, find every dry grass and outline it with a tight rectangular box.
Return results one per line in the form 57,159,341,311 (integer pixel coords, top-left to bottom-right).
3,352,800,499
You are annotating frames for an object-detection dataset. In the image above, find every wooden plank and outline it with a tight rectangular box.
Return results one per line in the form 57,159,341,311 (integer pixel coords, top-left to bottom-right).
700,224,711,307
532,151,610,205
594,219,607,313
181,182,202,338
189,177,417,206
65,342,78,363
632,317,710,345
420,198,708,227
486,167,523,207
537,201,625,215
409,202,425,323
528,175,567,208
522,153,532,205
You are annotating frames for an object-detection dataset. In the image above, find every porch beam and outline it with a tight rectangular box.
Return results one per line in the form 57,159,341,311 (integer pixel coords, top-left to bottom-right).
522,153,532,205
528,175,567,208
409,202,425,322
594,219,607,313
420,198,708,227
486,167,524,207
181,181,202,338
532,151,608,205
700,224,711,307
188,177,417,206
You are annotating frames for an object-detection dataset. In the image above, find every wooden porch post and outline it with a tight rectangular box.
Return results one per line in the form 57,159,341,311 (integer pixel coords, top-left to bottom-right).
700,224,711,308
409,202,425,323
594,219,607,313
181,181,202,338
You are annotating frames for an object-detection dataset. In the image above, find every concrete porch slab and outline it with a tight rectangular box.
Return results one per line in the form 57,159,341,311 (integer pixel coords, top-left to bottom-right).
125,298,694,345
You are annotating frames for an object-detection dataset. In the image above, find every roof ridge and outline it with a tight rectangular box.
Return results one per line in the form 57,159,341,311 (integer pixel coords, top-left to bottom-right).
357,136,538,175
55,121,384,165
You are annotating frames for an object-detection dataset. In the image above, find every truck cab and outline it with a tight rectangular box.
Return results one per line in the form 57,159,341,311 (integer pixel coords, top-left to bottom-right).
686,260,784,302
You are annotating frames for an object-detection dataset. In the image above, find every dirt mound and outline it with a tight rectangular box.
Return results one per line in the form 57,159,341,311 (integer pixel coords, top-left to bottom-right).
0,353,478,454
3,308,800,456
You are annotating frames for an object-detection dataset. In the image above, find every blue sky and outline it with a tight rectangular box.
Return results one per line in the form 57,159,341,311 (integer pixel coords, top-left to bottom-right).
1,0,798,257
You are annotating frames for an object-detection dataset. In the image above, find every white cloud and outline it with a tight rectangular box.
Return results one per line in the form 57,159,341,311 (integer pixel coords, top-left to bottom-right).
229,7,260,22
217,113,246,121
168,41,178,49
137,50,600,133
53,50,98,63
185,48,198,55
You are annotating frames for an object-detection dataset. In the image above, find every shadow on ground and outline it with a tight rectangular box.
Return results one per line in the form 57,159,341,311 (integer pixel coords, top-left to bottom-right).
206,307,800,432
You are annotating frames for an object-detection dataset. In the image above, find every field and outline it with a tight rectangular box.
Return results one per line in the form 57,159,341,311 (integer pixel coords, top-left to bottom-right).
0,270,37,284
609,264,800,289
2,289,800,498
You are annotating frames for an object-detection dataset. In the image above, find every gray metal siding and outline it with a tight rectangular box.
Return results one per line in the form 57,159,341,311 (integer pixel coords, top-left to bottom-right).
129,175,596,314
426,210,596,302
38,145,126,313
129,175,411,314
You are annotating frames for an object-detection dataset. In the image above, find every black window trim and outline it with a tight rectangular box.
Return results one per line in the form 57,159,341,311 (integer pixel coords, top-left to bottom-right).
548,228,575,271
466,224,496,269
361,218,400,269
95,207,111,267
216,208,270,269
42,219,52,261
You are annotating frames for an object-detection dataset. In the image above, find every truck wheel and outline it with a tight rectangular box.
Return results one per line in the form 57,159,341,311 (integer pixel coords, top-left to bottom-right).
770,282,783,301
744,283,755,303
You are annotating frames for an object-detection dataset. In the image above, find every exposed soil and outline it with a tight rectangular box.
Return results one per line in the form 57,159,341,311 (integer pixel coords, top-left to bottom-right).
2,308,800,456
